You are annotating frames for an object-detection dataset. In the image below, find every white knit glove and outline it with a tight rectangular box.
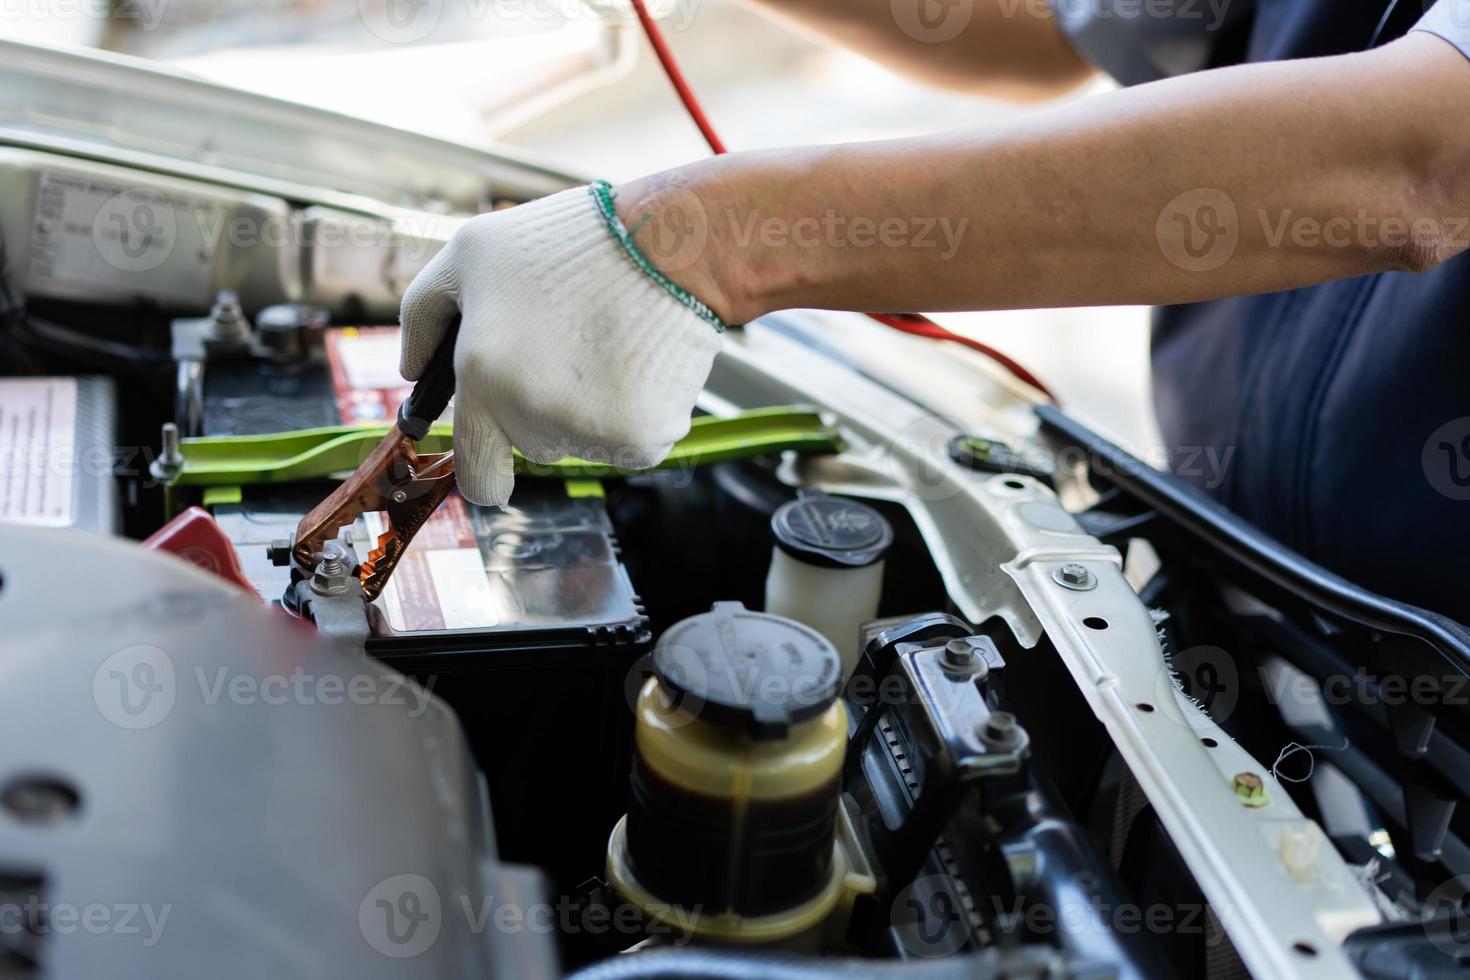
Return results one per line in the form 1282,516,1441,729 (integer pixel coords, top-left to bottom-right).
399,183,725,506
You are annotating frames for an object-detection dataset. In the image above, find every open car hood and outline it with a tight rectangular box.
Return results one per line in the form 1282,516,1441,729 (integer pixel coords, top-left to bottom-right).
0,37,579,216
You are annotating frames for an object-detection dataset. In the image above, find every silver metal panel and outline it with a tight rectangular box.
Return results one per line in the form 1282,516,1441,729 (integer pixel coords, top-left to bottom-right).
702,313,1383,979
0,526,557,978
0,148,298,311
0,148,464,320
0,38,575,215
0,39,585,320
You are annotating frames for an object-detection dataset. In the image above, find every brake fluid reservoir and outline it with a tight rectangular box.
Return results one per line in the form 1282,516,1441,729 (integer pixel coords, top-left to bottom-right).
764,494,893,678
608,602,848,944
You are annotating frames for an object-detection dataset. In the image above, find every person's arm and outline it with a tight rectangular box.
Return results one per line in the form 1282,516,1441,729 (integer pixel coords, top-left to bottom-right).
617,30,1470,326
740,0,1093,101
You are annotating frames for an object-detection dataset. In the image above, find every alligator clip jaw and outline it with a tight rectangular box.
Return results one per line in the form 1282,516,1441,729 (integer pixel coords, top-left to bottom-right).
289,427,456,600
284,317,461,604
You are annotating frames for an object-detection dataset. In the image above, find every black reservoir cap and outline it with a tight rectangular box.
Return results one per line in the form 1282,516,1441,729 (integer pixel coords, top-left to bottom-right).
653,602,841,739
771,492,893,569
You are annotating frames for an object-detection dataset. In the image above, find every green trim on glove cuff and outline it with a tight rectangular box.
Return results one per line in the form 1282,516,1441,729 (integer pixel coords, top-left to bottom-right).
588,180,726,333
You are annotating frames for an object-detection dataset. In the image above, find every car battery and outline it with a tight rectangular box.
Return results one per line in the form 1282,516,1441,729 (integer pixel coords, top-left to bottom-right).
198,326,406,436
205,327,650,892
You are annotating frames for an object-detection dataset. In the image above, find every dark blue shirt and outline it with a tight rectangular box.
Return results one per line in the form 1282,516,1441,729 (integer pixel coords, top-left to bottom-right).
1052,0,1470,622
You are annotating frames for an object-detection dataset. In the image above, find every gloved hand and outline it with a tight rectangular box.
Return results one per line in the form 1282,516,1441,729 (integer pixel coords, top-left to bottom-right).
399,182,725,506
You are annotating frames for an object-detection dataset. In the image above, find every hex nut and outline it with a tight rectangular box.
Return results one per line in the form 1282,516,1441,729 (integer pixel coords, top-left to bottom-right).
1052,563,1097,591
940,637,989,678
978,711,1021,748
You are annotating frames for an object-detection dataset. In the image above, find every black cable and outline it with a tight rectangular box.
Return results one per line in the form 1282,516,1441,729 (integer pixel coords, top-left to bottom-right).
1369,0,1407,47
12,315,171,368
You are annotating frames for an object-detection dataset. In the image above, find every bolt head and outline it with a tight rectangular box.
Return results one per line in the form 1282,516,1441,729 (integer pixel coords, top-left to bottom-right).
1052,563,1097,591
979,711,1020,747
390,489,409,504
939,636,988,677
944,637,976,664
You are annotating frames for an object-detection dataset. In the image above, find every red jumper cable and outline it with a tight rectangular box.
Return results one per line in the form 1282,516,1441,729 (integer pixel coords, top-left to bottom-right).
625,0,1056,403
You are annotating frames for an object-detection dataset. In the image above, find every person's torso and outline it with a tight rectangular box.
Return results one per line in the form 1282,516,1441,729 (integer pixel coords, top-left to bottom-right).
1149,0,1470,621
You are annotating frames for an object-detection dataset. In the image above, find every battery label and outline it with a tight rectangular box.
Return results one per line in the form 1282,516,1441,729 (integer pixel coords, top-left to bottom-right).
0,378,77,527
361,502,499,632
325,327,415,426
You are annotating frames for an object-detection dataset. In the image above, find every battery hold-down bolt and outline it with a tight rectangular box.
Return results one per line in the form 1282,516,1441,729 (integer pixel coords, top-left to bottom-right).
149,423,185,484
310,542,355,597
940,637,989,678
1052,562,1097,591
978,711,1022,749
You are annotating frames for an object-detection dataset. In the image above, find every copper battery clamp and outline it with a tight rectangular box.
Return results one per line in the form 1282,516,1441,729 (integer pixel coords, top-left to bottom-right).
289,318,460,601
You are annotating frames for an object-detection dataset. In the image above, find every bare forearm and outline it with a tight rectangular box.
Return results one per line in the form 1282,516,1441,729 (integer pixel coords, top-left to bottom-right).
741,0,1091,100
618,34,1470,324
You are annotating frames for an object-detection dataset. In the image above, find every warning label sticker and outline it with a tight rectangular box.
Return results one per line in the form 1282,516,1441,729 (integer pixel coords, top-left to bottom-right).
29,171,220,308
0,378,77,527
362,503,499,632
325,327,415,426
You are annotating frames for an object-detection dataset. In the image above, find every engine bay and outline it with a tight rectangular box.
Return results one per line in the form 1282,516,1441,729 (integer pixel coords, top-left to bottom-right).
3,41,1470,980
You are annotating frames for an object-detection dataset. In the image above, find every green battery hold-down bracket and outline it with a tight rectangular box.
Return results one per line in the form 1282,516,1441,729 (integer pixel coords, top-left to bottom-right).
169,406,843,489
